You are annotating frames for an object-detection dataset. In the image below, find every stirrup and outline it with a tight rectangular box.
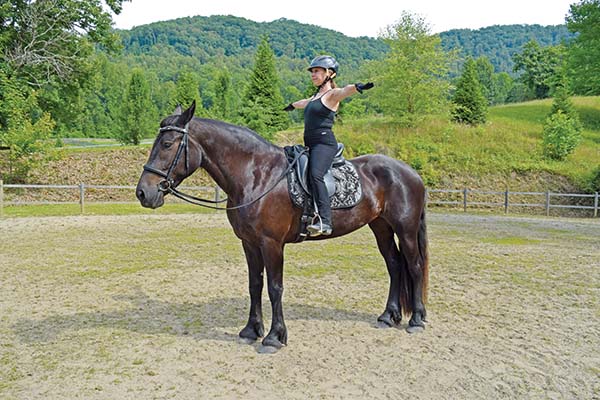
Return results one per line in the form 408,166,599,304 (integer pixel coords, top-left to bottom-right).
307,214,332,237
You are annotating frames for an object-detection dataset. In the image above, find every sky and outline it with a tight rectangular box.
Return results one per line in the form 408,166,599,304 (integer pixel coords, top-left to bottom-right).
111,0,576,37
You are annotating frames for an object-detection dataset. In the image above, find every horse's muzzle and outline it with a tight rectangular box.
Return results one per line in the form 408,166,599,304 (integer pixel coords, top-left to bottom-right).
136,181,165,209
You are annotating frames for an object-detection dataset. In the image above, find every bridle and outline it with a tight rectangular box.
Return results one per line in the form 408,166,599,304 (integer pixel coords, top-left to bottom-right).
142,123,306,210
143,123,193,194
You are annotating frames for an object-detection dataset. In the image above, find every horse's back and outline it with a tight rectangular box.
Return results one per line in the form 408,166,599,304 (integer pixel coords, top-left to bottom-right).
351,154,425,193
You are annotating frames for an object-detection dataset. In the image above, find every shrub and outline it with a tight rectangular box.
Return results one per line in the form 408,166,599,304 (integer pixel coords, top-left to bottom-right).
542,110,582,160
589,165,600,193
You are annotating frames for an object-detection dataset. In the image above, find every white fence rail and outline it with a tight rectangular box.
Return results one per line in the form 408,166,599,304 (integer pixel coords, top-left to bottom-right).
0,180,598,218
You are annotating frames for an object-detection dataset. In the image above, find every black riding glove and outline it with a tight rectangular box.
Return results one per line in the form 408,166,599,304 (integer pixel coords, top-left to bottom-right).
355,82,374,93
283,103,295,111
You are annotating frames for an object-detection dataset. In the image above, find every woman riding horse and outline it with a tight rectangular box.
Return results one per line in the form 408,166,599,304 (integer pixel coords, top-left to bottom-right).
137,90,428,354
284,55,373,236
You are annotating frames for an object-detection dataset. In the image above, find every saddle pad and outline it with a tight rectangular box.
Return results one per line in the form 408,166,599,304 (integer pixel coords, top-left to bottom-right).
287,160,362,210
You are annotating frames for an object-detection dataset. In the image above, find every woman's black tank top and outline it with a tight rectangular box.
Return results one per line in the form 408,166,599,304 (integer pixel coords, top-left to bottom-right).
304,97,336,134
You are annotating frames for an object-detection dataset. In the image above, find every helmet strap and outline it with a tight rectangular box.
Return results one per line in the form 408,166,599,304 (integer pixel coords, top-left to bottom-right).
313,71,335,96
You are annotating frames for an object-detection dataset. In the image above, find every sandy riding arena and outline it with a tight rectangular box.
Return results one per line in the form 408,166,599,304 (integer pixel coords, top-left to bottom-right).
1,212,598,399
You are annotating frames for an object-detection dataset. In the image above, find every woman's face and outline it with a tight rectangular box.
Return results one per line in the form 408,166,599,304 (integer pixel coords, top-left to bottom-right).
309,67,329,87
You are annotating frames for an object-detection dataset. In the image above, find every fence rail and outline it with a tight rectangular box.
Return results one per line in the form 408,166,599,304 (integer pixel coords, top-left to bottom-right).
426,188,599,217
0,180,598,218
0,180,220,217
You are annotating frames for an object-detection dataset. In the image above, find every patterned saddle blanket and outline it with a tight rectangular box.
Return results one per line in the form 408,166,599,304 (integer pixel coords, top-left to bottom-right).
284,144,362,210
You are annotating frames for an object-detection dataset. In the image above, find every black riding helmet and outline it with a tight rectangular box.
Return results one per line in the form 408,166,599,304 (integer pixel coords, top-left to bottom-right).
308,55,339,79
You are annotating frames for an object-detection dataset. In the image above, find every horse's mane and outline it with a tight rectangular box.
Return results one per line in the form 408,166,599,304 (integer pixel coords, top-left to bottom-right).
159,114,282,152
203,118,280,150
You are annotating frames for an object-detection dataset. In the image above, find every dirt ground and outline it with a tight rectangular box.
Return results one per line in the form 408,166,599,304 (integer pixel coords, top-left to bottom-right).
0,212,598,399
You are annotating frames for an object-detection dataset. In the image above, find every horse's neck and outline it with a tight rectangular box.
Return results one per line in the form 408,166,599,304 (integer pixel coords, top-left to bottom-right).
192,120,284,198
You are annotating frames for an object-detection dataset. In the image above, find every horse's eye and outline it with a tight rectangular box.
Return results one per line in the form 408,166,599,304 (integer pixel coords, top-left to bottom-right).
164,141,173,149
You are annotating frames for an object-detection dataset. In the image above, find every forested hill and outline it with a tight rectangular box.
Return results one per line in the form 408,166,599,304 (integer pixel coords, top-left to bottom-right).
118,15,575,75
439,24,575,73
118,15,388,71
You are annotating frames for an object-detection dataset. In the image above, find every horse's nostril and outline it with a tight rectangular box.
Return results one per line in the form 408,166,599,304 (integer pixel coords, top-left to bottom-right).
137,189,145,202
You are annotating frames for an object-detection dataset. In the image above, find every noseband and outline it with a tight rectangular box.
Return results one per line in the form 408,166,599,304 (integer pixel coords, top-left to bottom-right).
143,123,192,193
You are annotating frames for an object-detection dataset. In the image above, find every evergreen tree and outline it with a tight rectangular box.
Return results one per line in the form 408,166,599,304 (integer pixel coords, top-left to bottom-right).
173,69,202,111
474,57,495,105
214,69,233,121
542,70,582,160
241,36,289,139
451,58,488,125
550,74,577,117
121,69,156,145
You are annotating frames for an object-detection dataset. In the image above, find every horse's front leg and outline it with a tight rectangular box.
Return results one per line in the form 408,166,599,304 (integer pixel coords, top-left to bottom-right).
260,239,287,353
239,241,265,343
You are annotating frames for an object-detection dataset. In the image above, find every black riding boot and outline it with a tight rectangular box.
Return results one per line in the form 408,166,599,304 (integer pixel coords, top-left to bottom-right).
306,144,336,237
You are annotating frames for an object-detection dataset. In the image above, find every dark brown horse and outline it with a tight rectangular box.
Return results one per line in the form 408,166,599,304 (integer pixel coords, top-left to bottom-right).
136,102,429,353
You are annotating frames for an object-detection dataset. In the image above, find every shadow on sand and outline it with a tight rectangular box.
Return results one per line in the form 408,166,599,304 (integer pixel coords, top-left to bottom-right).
13,290,377,345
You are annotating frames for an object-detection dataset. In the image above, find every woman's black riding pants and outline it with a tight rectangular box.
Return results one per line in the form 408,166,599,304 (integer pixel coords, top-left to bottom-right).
304,129,338,226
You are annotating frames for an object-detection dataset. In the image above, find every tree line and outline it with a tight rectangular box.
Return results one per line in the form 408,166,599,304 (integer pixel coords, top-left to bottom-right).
1,0,599,182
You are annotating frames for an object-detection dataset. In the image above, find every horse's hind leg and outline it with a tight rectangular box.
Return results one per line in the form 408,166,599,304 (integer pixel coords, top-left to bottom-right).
369,218,403,328
396,221,428,333
239,240,265,343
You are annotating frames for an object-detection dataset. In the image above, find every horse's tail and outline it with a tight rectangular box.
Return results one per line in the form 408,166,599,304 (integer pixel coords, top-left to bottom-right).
399,206,429,317
418,207,429,304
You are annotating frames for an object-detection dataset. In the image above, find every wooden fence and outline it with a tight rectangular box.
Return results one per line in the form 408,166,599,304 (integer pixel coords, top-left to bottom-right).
0,180,598,218
427,188,599,217
0,180,220,217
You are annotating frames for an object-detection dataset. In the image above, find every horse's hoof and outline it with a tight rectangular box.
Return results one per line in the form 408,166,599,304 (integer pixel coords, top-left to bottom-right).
258,345,280,354
406,325,425,334
238,337,257,345
376,320,395,329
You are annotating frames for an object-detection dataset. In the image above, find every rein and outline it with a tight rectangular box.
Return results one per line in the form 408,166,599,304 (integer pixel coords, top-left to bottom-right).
143,124,307,211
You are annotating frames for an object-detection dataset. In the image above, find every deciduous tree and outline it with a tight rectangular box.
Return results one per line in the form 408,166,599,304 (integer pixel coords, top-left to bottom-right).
512,40,565,99
369,12,454,125
0,0,128,180
566,0,600,95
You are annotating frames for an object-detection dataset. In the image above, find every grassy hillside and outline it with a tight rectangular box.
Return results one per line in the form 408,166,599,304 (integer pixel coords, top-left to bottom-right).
27,97,600,194
327,96,600,192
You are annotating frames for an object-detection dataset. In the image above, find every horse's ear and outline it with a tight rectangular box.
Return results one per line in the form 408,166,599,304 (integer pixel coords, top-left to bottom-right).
179,100,196,125
173,104,183,116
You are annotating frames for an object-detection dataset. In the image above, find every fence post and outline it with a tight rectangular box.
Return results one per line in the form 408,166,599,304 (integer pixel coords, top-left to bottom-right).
463,188,468,212
545,191,550,216
79,183,85,215
0,179,3,218
594,192,599,218
215,185,220,205
504,190,509,214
